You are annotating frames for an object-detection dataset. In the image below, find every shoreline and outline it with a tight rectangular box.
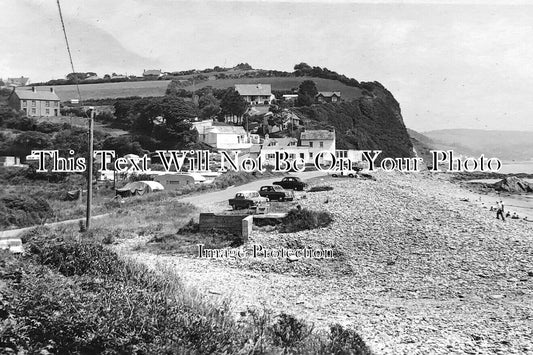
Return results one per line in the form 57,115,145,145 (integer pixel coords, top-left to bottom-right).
115,170,533,355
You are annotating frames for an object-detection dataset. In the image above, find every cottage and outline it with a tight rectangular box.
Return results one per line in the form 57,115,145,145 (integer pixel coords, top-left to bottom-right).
0,156,22,167
193,120,252,150
6,77,30,87
316,91,341,103
259,136,309,165
300,129,336,164
235,84,274,105
8,87,60,117
143,69,162,78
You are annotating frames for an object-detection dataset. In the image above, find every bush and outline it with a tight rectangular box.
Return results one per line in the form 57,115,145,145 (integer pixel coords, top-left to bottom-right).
270,313,313,349
325,324,373,355
279,208,333,233
308,185,334,192
1,229,372,354
0,195,54,229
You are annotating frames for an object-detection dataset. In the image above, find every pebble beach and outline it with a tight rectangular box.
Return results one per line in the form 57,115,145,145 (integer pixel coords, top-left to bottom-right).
123,171,533,354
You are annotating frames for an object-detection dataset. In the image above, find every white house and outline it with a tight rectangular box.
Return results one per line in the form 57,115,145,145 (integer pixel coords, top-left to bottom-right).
192,119,252,150
259,136,310,166
235,84,275,105
299,129,336,164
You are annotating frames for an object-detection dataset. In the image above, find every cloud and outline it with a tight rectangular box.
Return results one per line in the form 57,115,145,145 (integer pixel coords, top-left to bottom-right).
3,1,533,131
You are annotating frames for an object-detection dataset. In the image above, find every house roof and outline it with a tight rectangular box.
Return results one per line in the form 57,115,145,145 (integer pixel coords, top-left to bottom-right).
262,137,298,149
316,91,341,98
12,88,60,101
208,125,247,135
300,130,335,141
143,69,162,76
235,84,272,96
7,77,30,86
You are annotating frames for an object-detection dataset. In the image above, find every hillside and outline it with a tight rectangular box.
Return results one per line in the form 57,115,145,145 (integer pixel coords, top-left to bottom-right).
37,80,172,101
183,76,363,100
293,82,413,159
423,129,533,161
38,76,362,102
406,128,437,164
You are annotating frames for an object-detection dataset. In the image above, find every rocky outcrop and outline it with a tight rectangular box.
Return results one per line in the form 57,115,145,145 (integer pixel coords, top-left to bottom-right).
493,176,533,193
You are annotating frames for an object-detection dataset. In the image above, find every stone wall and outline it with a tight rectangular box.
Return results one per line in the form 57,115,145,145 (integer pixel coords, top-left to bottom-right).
199,213,252,243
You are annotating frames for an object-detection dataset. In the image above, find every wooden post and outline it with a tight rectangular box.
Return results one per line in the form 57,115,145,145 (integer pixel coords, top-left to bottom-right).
86,108,94,229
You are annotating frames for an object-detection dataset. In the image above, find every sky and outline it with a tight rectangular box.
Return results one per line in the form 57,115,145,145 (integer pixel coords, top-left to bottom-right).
2,0,533,132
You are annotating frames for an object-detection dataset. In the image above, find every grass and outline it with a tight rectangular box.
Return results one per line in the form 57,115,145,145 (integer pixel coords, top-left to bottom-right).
44,76,362,101
279,208,334,233
0,226,373,354
47,80,172,101
184,76,363,101
308,185,334,192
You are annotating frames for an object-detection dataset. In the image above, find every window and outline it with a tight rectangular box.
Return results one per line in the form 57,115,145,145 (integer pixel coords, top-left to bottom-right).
45,109,50,115
55,101,59,107
320,141,324,148
31,108,36,114
309,152,313,158
32,100,36,106
22,100,27,106
45,101,50,107
309,142,313,147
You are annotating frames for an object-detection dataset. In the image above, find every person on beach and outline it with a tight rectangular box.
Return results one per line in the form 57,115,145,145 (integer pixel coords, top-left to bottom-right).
496,200,505,221
512,212,519,219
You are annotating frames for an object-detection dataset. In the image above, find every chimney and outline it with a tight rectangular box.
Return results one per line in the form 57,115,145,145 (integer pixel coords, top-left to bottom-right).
49,87,54,93
31,86,36,92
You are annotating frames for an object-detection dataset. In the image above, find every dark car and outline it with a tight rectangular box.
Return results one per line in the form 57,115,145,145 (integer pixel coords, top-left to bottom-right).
258,185,295,201
273,177,307,191
228,190,268,210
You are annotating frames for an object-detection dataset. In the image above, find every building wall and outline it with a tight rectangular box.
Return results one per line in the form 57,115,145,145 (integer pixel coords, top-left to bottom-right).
300,137,336,163
209,132,252,150
199,213,250,243
260,147,310,165
16,98,60,117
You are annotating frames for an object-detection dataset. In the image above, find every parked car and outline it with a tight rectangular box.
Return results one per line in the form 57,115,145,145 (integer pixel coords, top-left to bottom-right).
273,176,308,191
229,190,268,210
258,185,295,201
331,169,358,178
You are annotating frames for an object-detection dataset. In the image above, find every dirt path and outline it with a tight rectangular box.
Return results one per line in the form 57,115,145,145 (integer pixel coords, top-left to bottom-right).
178,170,327,210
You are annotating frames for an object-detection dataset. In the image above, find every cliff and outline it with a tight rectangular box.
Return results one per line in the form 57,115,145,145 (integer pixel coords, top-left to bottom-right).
292,81,413,160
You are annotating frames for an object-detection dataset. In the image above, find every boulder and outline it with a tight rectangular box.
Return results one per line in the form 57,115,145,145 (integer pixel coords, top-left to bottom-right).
493,176,533,193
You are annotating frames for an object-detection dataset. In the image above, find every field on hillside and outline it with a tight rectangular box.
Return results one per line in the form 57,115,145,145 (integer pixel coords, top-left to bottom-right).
39,80,172,101
190,76,363,100
37,76,362,101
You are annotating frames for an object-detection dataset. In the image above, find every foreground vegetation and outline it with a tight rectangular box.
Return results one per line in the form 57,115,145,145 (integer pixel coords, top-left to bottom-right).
0,166,283,230
0,225,372,354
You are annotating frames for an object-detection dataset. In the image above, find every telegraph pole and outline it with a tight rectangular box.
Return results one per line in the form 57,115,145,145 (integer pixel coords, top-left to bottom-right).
86,107,95,229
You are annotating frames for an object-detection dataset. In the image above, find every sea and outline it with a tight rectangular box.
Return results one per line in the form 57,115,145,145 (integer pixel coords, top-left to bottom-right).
464,160,533,220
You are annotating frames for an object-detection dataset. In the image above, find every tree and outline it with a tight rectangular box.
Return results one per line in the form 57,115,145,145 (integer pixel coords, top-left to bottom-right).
135,97,198,148
12,131,53,157
219,88,247,120
198,93,219,109
102,136,147,157
294,62,311,71
66,72,87,82
298,80,318,97
296,80,318,107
